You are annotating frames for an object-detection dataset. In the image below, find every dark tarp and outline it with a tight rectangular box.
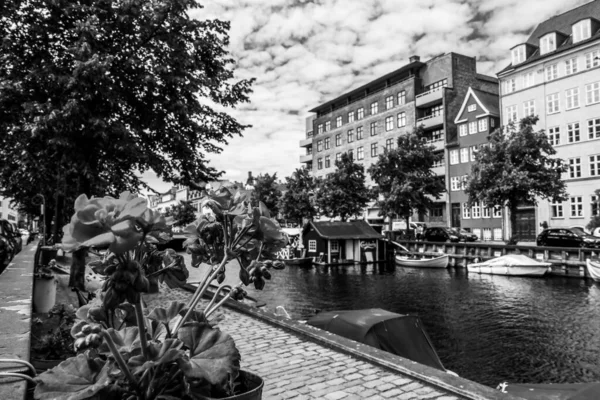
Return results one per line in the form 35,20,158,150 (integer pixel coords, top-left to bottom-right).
306,308,446,371
500,382,600,400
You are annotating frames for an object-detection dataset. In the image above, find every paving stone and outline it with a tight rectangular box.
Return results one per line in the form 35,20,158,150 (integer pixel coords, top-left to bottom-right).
433,396,462,400
324,391,349,400
399,381,424,392
380,388,406,398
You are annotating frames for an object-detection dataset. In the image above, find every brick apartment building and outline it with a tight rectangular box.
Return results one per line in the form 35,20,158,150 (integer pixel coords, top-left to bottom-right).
300,53,498,227
497,0,600,239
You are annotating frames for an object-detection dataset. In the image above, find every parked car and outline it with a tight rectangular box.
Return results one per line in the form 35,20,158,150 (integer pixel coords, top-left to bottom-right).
536,227,600,248
423,227,460,243
0,220,22,254
0,234,12,273
450,228,479,242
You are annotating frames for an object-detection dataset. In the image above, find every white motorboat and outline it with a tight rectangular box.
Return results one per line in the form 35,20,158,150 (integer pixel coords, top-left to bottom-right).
467,254,550,277
586,259,600,281
394,254,449,268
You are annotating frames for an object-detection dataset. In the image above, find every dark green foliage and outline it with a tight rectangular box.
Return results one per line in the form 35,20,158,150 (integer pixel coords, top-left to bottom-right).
252,173,282,216
278,168,317,225
465,116,568,242
164,200,197,227
368,126,445,228
316,153,371,221
587,189,600,232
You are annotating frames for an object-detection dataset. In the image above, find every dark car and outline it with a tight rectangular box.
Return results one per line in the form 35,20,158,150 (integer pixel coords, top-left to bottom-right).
0,234,12,273
450,228,478,242
536,227,600,248
423,227,460,243
0,220,22,253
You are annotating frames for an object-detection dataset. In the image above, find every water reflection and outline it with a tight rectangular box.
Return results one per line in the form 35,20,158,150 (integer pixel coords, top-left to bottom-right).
183,253,600,386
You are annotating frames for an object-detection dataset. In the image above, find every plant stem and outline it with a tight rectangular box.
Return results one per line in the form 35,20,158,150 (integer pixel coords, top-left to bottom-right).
223,212,229,248
204,284,231,315
134,301,150,360
100,330,138,386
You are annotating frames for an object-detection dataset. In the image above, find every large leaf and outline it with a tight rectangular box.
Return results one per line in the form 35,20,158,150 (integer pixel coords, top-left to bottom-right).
147,301,186,334
97,327,141,357
34,354,112,400
128,339,185,375
176,322,240,386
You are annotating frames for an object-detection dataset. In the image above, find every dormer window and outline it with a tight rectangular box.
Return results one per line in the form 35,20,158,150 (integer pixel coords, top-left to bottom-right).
540,33,557,55
573,19,591,43
511,45,526,65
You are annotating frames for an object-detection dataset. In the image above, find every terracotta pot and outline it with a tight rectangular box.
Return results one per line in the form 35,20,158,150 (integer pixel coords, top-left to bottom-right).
33,276,57,313
201,370,264,400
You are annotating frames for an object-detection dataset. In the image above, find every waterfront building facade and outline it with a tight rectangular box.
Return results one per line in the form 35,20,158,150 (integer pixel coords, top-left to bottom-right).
497,0,600,238
300,53,498,227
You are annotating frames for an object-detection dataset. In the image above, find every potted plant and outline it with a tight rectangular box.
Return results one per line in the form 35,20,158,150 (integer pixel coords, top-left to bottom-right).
33,260,58,313
33,188,287,400
31,304,77,372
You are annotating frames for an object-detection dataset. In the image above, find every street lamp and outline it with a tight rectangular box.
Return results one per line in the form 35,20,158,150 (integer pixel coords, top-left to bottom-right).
32,194,46,245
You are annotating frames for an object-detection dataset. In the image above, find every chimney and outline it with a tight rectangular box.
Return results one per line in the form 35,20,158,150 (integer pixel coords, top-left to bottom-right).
409,55,420,63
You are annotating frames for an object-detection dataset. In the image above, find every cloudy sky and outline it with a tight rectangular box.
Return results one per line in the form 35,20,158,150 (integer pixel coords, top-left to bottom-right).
143,0,589,193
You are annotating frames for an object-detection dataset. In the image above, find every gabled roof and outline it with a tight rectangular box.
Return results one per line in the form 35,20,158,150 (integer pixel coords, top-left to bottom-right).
454,87,499,124
304,220,383,240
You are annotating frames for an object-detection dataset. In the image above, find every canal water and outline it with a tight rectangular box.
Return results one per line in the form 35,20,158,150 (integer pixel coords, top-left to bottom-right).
183,255,600,388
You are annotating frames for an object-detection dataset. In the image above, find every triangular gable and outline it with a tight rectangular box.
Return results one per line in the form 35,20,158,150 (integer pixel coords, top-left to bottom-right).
454,87,491,124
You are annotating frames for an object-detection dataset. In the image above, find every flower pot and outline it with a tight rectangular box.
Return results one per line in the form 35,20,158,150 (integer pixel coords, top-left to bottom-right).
39,246,58,266
31,358,63,374
201,370,264,400
33,276,57,313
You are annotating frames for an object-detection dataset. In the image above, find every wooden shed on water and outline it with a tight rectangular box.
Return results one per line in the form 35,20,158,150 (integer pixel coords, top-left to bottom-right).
302,220,386,264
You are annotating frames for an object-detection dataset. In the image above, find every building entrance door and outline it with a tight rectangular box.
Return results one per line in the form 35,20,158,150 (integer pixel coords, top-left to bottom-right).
451,203,461,228
513,209,536,241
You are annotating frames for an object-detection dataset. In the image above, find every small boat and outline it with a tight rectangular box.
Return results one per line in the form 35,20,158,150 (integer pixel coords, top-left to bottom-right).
283,257,313,267
394,254,449,268
586,258,600,281
468,254,549,277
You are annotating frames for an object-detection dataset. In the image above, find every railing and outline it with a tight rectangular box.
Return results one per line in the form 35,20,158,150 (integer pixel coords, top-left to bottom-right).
415,86,445,99
417,112,444,123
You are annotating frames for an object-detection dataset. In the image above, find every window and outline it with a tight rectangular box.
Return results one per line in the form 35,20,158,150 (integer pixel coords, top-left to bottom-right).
317,124,323,135
451,177,461,191
370,102,378,115
357,146,364,160
430,205,443,218
459,124,467,136
347,129,354,143
504,78,516,94
385,116,393,131
385,95,394,110
586,50,600,69
472,202,481,218
450,149,459,165
565,58,579,75
398,91,406,105
370,142,378,157
545,64,558,81
461,175,468,190
324,137,330,150
468,121,477,134
325,121,330,131
460,148,469,163
571,196,583,217
429,104,443,117
493,206,502,218
591,154,600,176
426,129,443,143
506,105,518,124
573,19,591,43
336,116,342,127
566,88,580,109
432,153,444,168
540,33,556,55
348,111,355,123
426,79,448,91
317,158,323,170
357,107,364,120
512,45,526,65
468,104,477,112
308,240,317,252
588,118,600,139
569,157,581,178
478,118,488,132
546,93,560,114
385,138,394,152
567,122,580,143
317,140,323,152
523,71,535,88
357,126,363,140
462,203,471,219
482,204,491,218
336,153,342,163
370,121,377,136
335,133,342,146
491,119,496,128
397,112,406,127
551,202,563,218
325,155,330,168
524,100,536,117
483,228,492,240
330,241,339,253
469,145,477,161
592,195,600,217
586,82,600,105
548,126,560,146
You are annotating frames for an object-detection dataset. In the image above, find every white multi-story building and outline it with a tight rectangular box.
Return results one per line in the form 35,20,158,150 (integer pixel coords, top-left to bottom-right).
0,196,19,224
498,0,600,238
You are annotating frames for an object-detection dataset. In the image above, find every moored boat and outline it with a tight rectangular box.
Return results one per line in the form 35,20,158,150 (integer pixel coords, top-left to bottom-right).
586,258,600,281
283,257,313,267
468,254,549,277
394,254,449,268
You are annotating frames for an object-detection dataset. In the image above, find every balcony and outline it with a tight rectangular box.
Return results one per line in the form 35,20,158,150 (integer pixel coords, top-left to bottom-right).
300,153,313,163
432,164,445,176
299,137,313,147
427,192,448,202
416,87,444,108
425,139,445,152
417,112,444,130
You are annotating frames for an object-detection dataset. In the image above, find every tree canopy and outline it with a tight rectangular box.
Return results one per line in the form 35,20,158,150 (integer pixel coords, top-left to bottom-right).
368,126,445,228
316,153,371,221
252,173,282,216
278,168,317,226
164,200,197,227
0,0,253,234
465,116,568,241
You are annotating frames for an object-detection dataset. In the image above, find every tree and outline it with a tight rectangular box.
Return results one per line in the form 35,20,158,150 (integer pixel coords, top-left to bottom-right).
315,153,371,221
164,200,197,227
586,189,600,233
368,126,445,231
279,168,317,226
0,0,253,240
252,173,282,216
465,116,568,243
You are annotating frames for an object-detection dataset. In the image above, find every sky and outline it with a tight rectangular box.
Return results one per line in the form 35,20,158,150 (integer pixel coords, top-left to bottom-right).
141,0,590,193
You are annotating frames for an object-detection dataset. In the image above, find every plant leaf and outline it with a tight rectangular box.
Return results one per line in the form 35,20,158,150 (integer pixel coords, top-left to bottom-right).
97,327,141,357
129,339,185,375
147,301,186,334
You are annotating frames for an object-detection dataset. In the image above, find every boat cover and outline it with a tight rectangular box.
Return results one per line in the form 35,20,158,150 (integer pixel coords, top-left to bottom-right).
469,254,551,268
306,308,446,371
500,382,600,400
